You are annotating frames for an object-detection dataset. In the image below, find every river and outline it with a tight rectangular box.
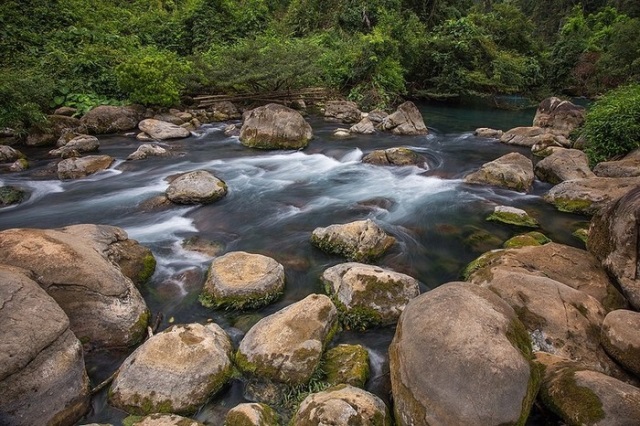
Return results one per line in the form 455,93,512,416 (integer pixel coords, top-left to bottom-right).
0,103,583,424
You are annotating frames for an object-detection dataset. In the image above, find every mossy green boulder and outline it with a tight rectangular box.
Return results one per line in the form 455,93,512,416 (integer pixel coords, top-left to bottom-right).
503,231,551,248
223,402,279,426
311,219,395,263
323,344,370,388
544,176,640,215
487,205,538,228
464,152,535,192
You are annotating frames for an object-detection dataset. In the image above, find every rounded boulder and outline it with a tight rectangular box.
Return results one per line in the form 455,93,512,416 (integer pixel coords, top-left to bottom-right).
166,170,228,205
240,103,313,149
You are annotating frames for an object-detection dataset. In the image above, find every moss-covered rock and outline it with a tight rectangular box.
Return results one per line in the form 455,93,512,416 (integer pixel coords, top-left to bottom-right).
464,152,535,192
0,186,28,206
487,205,539,228
125,413,205,426
323,344,370,388
503,231,551,249
240,103,313,149
223,403,279,426
544,176,640,215
601,309,640,377
311,219,395,263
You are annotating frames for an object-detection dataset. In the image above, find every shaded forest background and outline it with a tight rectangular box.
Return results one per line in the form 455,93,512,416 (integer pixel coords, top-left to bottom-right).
2,0,640,134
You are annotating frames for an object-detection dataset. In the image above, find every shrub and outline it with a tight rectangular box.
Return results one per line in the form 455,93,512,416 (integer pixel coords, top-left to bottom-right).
583,83,640,165
0,68,54,134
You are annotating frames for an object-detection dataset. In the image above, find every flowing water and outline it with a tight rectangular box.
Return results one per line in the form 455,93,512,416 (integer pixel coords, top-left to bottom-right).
0,103,584,424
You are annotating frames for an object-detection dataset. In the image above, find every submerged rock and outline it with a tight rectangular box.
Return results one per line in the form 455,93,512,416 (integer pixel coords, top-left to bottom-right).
236,294,338,385
166,170,228,205
380,101,428,135
321,262,419,329
324,100,362,123
362,147,424,167
601,309,640,378
464,152,535,192
224,403,279,426
487,205,538,228
544,176,640,215
138,119,191,140
81,105,145,135
0,266,90,426
311,219,395,263
389,282,539,426
292,385,391,426
535,148,595,184
240,103,313,149
57,155,114,180
323,344,370,388
201,251,284,310
110,323,233,415
0,225,150,348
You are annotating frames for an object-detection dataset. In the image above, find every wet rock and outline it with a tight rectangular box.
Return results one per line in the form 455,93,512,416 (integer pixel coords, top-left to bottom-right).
292,385,391,426
0,186,28,207
324,100,362,123
0,145,24,163
594,148,640,177
589,186,640,309
601,309,640,377
380,101,428,135
107,237,156,286
333,128,351,137
181,236,224,257
81,105,145,134
349,117,376,134
153,113,185,125
462,226,503,253
544,176,640,215
110,323,233,415
323,344,370,388
503,231,551,249
236,294,338,385
474,127,503,138
224,403,279,426
389,283,539,426
362,147,424,167
136,132,155,142
126,413,204,426
209,101,241,121
465,242,627,311
0,225,150,348
534,148,595,184
7,158,28,172
201,251,285,310
128,144,169,161
0,265,90,426
487,205,538,228
464,152,535,192
311,219,395,263
500,126,569,148
166,170,228,204
26,115,83,147
49,134,100,158
138,119,191,140
367,110,388,124
57,155,114,180
223,124,240,137
321,262,419,329
537,353,640,426
240,103,313,149
533,97,586,136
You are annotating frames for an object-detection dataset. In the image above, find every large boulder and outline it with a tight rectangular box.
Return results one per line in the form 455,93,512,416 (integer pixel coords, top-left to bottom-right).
594,148,640,177
349,117,376,134
589,187,640,309
224,403,279,426
601,309,640,377
110,323,233,415
464,152,535,192
81,105,145,134
311,219,395,263
291,385,391,426
544,176,640,215
138,119,191,140
362,147,424,167
534,148,595,184
26,115,83,147
533,97,586,136
49,134,100,158
57,155,114,180
201,251,285,310
380,101,428,135
236,294,338,385
240,103,313,149
321,262,420,329
389,282,539,426
465,242,627,311
537,353,640,426
0,265,90,426
166,170,228,205
500,126,569,148
0,225,150,348
324,100,362,123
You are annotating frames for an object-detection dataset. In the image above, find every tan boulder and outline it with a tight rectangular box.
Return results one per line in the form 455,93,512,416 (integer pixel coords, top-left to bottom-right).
534,148,595,184
240,103,313,149
601,309,640,377
380,101,428,135
57,155,114,180
464,152,535,192
544,176,640,215
324,100,362,123
81,105,145,135
311,219,395,263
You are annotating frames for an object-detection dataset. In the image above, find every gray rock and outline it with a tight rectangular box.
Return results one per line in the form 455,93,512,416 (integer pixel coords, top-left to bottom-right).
367,109,388,123
535,148,595,184
110,323,233,415
533,97,586,136
138,119,191,140
474,127,503,138
292,385,391,426
589,186,640,309
153,113,185,126
49,134,100,158
381,101,428,135
500,126,569,148
0,145,24,163
321,262,419,328
210,101,241,121
224,403,279,426
57,155,114,180
81,105,145,135
311,219,395,263
201,251,284,310
594,148,640,177
26,115,83,147
0,225,150,348
324,100,362,123
349,117,376,134
362,147,424,167
544,176,640,215
0,265,89,426
166,170,228,204
240,103,313,149
464,152,535,192
601,309,640,377
128,144,169,161
389,282,538,426
236,294,338,385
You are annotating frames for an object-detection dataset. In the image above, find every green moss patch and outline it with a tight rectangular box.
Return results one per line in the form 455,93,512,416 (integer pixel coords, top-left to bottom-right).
487,211,539,228
540,367,605,425
551,197,594,215
503,232,551,248
323,344,370,388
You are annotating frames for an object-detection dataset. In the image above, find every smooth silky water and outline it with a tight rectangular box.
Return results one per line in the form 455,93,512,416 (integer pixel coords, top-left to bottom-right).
0,103,583,424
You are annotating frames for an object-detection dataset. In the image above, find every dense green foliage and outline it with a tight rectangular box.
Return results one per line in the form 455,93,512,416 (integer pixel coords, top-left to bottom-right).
583,83,640,164
1,0,640,131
